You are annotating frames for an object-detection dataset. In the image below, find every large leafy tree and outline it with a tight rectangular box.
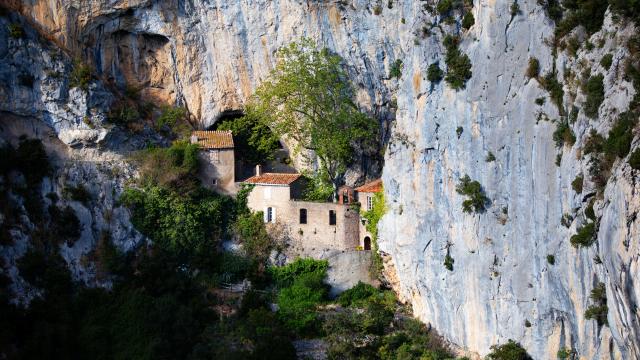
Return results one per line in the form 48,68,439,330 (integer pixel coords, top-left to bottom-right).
249,38,378,197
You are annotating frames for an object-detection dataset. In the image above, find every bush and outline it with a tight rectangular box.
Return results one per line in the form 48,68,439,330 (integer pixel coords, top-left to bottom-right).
443,253,454,271
427,62,444,84
443,35,473,90
571,175,583,193
389,59,403,79
570,222,597,248
535,97,545,105
373,5,382,15
63,184,92,204
547,254,555,265
510,2,521,16
8,23,24,38
271,258,329,334
49,205,82,245
603,112,636,158
456,175,489,213
555,0,608,38
132,141,200,194
557,347,575,359
486,151,496,162
69,60,92,90
107,103,140,125
585,199,597,221
541,72,564,112
629,148,640,169
156,106,188,134
585,282,608,326
583,74,604,119
234,212,273,261
552,121,576,147
456,126,463,138
487,339,533,360
338,281,379,307
462,12,475,29
525,58,540,79
600,53,613,70
120,186,232,259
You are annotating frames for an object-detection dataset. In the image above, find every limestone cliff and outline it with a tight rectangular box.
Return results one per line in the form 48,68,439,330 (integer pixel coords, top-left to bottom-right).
2,0,639,359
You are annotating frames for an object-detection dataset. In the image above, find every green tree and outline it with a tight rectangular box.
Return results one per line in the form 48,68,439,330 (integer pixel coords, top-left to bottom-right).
487,339,532,360
217,112,280,166
249,38,378,197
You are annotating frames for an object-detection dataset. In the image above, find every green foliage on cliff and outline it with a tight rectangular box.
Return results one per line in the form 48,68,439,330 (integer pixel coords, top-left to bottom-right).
486,339,533,360
427,62,444,84
629,148,640,169
583,74,604,119
526,57,540,79
456,175,489,213
389,59,403,79
362,189,387,277
249,38,378,194
585,282,609,326
69,59,92,90
570,222,597,247
132,140,200,194
552,120,576,148
270,259,329,334
571,174,583,193
443,35,473,90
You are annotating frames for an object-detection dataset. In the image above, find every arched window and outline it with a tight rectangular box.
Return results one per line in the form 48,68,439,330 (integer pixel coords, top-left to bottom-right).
299,209,307,224
329,210,336,225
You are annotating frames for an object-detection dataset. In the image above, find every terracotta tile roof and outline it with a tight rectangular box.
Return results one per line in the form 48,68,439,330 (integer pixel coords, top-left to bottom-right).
191,130,234,149
244,173,302,186
355,179,383,193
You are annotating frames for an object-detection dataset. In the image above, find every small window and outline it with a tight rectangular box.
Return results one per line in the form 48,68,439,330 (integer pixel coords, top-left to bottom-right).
212,178,218,185
299,209,307,224
329,210,336,225
342,190,349,204
267,207,273,223
367,196,373,211
212,150,220,163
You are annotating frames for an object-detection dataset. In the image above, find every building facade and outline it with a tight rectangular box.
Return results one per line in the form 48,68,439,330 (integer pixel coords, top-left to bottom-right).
191,130,236,194
244,166,382,257
355,179,383,251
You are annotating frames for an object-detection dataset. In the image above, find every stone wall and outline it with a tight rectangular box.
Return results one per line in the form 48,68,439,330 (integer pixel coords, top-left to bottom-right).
197,149,235,194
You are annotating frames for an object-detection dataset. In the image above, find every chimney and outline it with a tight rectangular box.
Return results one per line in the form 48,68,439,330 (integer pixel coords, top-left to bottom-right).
255,165,262,176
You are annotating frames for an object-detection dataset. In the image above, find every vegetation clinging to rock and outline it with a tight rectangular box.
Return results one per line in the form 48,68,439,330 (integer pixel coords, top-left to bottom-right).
456,175,489,214
443,35,473,90
583,74,604,119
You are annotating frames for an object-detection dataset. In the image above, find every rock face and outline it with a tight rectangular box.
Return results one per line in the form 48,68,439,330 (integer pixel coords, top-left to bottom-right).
4,0,640,358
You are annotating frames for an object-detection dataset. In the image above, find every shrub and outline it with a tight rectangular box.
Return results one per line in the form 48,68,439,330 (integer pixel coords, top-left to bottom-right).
557,348,575,359
132,141,200,193
603,112,636,158
427,62,444,84
555,0,608,38
373,5,382,15
49,205,82,245
546,254,555,265
510,2,521,16
600,53,613,70
570,222,597,248
443,253,454,271
69,59,92,90
462,12,475,29
338,281,378,307
525,58,540,79
120,186,232,259
107,103,140,125
8,23,24,38
569,105,579,123
443,35,473,90
234,212,273,261
456,174,489,213
585,282,608,326
535,97,545,105
487,339,532,360
571,175,583,193
541,72,564,112
156,106,187,132
552,121,576,148
629,148,640,169
456,126,463,138
389,59,403,79
583,74,604,119
486,151,496,162
63,184,92,204
271,258,329,334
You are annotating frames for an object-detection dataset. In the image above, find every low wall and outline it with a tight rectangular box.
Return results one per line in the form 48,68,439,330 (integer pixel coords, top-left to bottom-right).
324,250,378,298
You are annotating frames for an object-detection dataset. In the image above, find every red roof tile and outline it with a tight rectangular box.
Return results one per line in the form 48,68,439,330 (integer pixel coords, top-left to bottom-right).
244,173,301,186
191,130,234,149
355,179,383,193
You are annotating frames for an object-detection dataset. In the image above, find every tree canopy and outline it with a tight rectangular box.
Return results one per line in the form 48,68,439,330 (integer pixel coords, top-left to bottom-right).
248,38,378,196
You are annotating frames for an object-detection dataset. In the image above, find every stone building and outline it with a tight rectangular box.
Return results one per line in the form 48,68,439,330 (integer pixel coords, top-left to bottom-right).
190,130,236,194
244,166,365,258
355,179,383,251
